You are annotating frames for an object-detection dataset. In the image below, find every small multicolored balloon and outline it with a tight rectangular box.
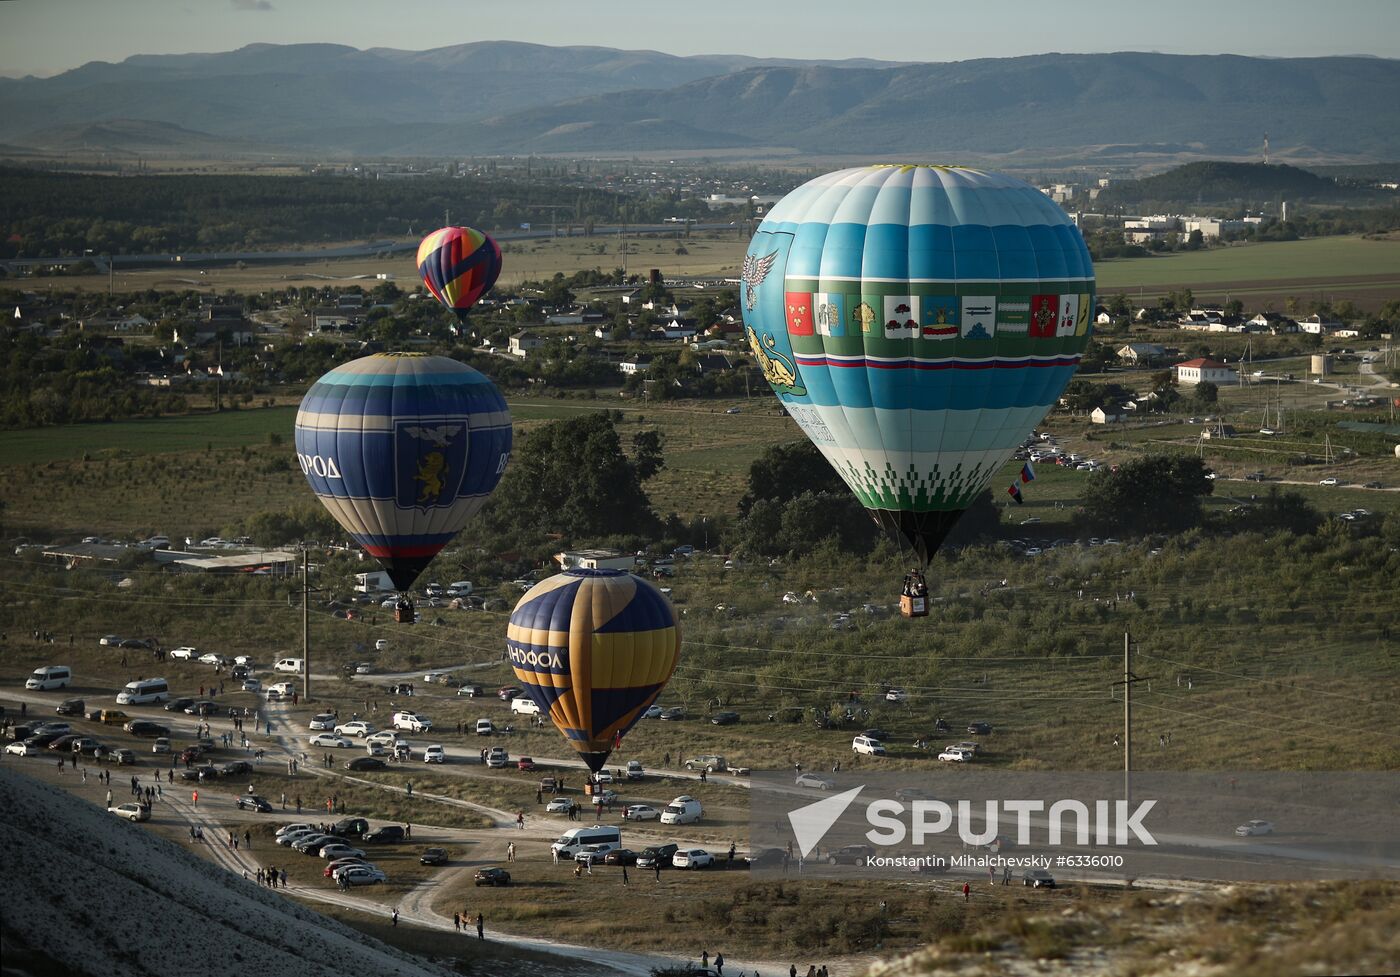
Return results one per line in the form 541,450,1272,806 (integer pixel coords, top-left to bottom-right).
417,226,502,321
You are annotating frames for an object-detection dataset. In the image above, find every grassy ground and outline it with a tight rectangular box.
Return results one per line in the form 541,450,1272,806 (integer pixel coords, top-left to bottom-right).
1095,235,1400,289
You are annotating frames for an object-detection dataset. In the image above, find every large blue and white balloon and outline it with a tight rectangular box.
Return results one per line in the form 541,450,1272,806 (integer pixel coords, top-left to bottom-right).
740,164,1095,565
294,353,512,590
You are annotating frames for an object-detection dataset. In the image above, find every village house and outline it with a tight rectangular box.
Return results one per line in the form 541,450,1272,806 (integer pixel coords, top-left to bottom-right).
508,331,545,357
1174,357,1238,386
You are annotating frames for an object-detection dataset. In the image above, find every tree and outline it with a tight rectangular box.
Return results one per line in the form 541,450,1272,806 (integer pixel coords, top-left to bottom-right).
1231,488,1322,537
1184,229,1205,251
1080,455,1214,534
631,429,665,481
483,413,659,539
738,441,846,516
1194,380,1219,404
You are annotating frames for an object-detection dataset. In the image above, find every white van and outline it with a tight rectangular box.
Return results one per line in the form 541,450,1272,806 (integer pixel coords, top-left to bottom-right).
510,697,540,716
26,666,72,691
551,825,623,859
446,580,473,596
660,795,703,825
267,681,295,700
852,735,887,757
392,711,433,733
274,658,304,673
116,677,170,705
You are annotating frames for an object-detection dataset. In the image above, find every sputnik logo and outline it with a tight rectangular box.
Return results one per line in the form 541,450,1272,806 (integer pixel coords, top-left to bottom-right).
788,786,864,858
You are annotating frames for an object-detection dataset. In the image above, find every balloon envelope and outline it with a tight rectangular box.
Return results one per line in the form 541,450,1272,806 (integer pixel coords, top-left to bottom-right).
739,164,1095,564
294,352,512,590
417,226,502,321
507,569,680,773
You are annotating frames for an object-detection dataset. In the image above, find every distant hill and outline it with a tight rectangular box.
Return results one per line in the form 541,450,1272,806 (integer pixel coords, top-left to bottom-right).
0,44,1397,160
1098,161,1367,206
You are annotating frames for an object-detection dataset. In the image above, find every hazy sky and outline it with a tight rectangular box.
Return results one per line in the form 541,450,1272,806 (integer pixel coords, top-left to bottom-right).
2,0,1398,77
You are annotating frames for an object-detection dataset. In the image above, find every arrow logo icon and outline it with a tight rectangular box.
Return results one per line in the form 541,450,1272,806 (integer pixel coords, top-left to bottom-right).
787,785,865,858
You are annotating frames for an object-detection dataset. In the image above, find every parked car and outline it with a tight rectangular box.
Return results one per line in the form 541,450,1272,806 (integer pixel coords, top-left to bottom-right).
309,733,352,748
1023,868,1057,888
457,684,484,697
516,756,537,771
334,721,376,738
709,711,740,726
108,802,150,822
497,686,522,700
624,804,660,822
362,825,406,844
474,867,511,887
337,865,387,886
796,772,835,790
423,744,446,764
939,748,973,762
604,848,638,866
546,797,573,814
164,697,195,713
574,844,617,866
1319,477,1339,486
319,844,367,861
324,857,370,877
1235,819,1275,837
475,719,495,736
345,757,386,771
659,707,687,721
124,720,169,738
55,698,85,717
420,847,449,866
308,713,337,731
485,747,509,769
184,701,217,716
852,735,887,756
237,795,273,813
626,760,645,780
967,722,993,735
885,688,907,702
685,755,727,772
827,845,875,865
672,848,715,870
636,844,679,870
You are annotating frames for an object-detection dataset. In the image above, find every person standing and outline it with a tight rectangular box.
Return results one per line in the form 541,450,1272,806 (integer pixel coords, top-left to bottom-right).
621,865,629,886
392,908,399,927
453,912,461,932
475,913,484,941
715,953,724,974
962,881,970,901
702,950,709,969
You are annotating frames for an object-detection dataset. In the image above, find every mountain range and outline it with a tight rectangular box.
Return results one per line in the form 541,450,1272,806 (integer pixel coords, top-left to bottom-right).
1,42,1397,161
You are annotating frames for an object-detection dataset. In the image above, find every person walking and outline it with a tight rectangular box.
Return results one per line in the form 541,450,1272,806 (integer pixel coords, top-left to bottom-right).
392,908,399,927
962,881,971,901
106,789,113,807
702,950,710,969
192,789,198,807
244,830,252,850
475,913,484,941
621,865,629,886
715,952,724,974
453,912,461,932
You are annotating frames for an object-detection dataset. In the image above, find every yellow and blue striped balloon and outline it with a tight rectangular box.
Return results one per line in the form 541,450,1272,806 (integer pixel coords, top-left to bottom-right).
507,569,680,773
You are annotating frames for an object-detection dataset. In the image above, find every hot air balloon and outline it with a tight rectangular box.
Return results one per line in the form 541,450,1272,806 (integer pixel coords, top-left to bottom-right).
739,164,1095,615
294,352,511,621
417,226,502,322
507,569,680,774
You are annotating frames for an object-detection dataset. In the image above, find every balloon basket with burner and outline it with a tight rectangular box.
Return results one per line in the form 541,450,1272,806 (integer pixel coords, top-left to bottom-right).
394,598,415,624
900,569,930,618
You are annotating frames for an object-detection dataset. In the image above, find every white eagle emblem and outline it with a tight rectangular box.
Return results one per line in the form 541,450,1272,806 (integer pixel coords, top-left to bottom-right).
741,249,780,311
401,424,462,448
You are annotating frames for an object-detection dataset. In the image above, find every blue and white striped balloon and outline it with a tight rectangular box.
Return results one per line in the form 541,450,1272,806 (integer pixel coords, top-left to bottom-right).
294,353,511,590
739,164,1094,564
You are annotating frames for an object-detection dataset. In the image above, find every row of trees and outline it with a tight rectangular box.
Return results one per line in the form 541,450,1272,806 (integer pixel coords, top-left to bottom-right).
0,165,739,258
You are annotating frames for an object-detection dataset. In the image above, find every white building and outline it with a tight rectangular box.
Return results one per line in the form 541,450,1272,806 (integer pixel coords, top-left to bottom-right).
555,549,635,572
1174,358,1237,385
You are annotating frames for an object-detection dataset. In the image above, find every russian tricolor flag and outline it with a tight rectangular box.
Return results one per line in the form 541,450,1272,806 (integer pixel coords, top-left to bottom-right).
1021,462,1036,484
1007,483,1023,504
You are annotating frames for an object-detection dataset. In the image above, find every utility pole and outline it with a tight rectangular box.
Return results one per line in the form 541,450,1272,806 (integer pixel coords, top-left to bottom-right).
302,547,312,703
1113,633,1150,805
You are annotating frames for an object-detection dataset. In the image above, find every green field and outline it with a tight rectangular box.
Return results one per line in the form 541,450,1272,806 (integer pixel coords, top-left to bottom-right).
1096,235,1400,289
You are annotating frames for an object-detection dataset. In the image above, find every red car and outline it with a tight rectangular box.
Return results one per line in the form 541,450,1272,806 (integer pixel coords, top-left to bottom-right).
517,757,537,771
